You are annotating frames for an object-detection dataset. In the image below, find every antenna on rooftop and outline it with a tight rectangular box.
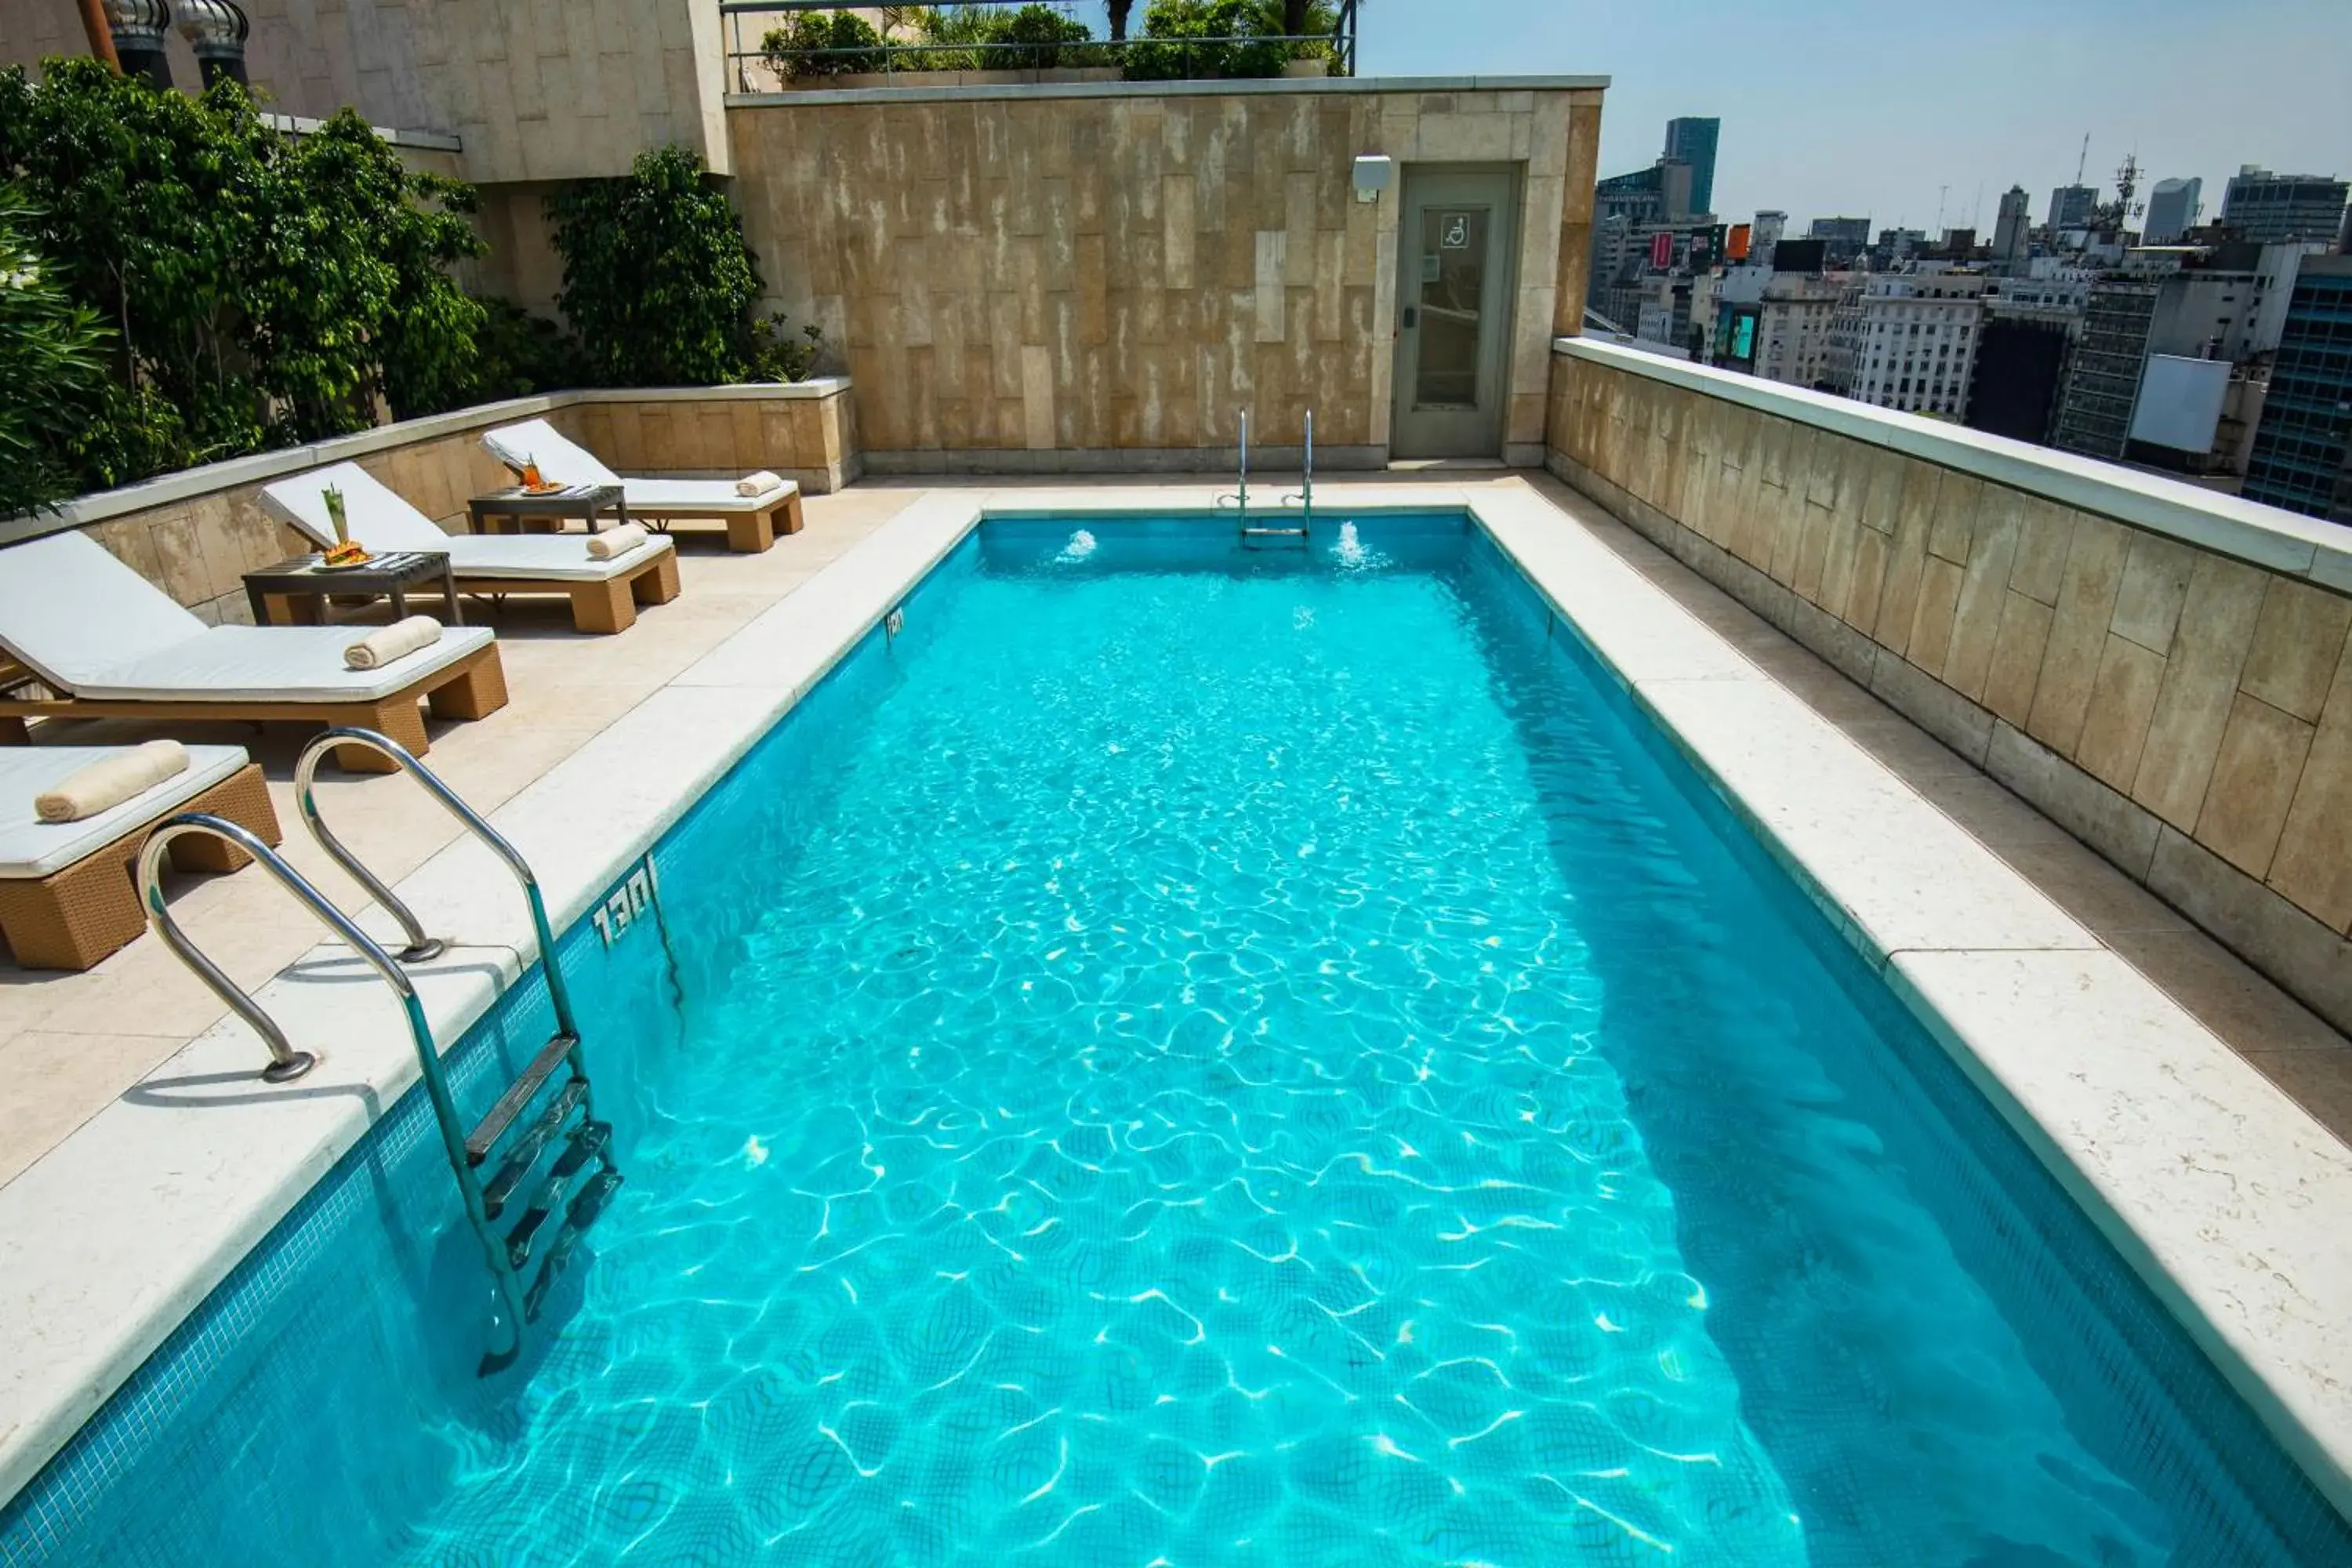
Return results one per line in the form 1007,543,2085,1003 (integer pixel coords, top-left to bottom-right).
2074,132,2089,187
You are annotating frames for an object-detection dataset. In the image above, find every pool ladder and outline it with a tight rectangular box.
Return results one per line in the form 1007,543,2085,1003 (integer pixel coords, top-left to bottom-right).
1218,410,1314,543
137,727,623,1374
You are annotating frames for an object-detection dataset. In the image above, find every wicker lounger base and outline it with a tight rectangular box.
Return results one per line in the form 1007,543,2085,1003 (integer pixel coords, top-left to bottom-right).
488,492,801,553
0,762,281,970
0,642,508,775
456,547,682,634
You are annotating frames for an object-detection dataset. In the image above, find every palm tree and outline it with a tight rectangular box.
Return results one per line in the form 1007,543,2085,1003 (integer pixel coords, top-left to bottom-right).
1107,0,1135,40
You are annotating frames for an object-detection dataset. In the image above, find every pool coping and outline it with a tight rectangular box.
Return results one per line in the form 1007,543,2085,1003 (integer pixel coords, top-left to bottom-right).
0,481,2347,1523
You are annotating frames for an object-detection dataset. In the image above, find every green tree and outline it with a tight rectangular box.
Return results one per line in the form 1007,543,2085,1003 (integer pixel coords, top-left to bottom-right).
0,187,113,516
547,145,766,386
0,58,492,488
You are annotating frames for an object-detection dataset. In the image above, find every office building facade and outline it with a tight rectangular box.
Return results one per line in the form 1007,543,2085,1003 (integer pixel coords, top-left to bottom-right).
1663,117,1720,218
2221,168,2349,245
2144,177,2201,245
2243,257,2352,521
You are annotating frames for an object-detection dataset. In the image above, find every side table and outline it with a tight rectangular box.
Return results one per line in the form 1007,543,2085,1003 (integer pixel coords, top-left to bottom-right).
467,484,630,536
244,550,463,627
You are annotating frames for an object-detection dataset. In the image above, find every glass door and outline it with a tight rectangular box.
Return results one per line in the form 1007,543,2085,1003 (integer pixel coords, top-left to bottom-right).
1392,167,1520,459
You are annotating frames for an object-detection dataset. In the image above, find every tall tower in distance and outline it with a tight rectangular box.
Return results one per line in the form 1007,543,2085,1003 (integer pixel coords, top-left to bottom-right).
2144,177,2202,243
1664,118,1721,219
1993,186,2032,266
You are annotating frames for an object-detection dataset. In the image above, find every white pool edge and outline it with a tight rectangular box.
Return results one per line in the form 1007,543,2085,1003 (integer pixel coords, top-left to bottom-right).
0,481,2346,1526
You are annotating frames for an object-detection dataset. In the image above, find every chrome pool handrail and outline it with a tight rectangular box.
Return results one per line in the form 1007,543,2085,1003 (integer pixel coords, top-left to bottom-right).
138,814,361,1083
1215,409,1250,521
136,811,532,1356
1280,408,1315,527
295,728,579,1047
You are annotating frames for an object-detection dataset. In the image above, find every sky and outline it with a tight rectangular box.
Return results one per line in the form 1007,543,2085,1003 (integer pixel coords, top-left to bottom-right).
1069,1,2352,235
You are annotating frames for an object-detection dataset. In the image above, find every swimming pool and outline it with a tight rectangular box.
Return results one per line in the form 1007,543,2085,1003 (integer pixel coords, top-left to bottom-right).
4,512,2347,1565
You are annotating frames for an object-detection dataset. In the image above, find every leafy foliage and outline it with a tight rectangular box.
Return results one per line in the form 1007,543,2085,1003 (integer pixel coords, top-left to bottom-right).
761,11,887,80
466,297,592,401
745,312,826,383
0,59,490,502
0,187,114,516
550,145,804,387
1125,0,1339,78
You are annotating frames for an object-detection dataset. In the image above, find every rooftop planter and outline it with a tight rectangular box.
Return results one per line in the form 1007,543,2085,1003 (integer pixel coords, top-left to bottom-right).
723,0,1359,93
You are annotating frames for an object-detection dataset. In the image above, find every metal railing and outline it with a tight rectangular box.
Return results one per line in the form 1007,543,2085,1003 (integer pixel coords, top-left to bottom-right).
720,2,1359,94
133,809,528,1360
294,727,583,1051
1215,409,1251,521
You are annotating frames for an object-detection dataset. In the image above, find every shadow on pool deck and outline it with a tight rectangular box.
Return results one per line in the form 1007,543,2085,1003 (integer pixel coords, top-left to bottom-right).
1523,468,2352,1148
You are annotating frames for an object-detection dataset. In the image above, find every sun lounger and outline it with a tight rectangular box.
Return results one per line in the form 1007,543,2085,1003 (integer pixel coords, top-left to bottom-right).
0,531,507,773
262,463,683,635
480,418,803,554
0,743,281,969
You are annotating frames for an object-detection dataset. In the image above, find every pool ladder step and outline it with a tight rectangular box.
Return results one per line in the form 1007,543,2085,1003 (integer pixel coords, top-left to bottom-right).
1221,408,1315,543
135,726,628,1380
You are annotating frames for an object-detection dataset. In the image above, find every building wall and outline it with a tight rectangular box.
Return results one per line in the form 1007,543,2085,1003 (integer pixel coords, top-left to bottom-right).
7,384,857,625
0,0,731,183
1548,339,2352,1034
725,82,1603,468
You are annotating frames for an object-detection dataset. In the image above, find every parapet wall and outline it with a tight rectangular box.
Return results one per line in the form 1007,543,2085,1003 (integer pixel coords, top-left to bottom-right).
3,383,856,626
1548,336,2352,1034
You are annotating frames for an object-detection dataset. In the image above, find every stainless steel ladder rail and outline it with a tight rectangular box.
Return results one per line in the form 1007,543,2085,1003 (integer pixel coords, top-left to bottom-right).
293,726,620,1370
1242,406,1309,542
136,814,531,1359
138,729,624,1373
1214,408,1252,523
1277,408,1316,531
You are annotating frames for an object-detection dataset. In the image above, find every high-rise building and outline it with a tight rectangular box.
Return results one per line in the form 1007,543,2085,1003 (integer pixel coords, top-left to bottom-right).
2220,167,2350,245
1993,186,2032,267
2051,277,2159,458
2243,256,2352,522
1663,118,1720,218
2049,184,2098,230
2144,177,2201,245
2053,241,2309,466
1825,270,1988,418
1808,216,1872,267
1752,210,1787,270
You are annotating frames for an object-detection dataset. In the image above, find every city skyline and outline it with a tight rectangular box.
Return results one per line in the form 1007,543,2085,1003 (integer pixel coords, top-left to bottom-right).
1353,0,2352,234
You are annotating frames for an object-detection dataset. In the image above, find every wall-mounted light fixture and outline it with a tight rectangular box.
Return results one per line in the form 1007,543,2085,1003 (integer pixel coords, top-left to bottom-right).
100,0,174,90
176,0,249,90
1352,155,1396,205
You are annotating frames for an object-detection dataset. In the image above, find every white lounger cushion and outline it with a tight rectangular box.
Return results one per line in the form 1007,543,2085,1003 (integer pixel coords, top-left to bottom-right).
0,744,249,878
481,421,797,514
481,419,620,487
74,625,496,702
619,477,797,515
263,462,672,581
0,533,211,691
0,530,494,702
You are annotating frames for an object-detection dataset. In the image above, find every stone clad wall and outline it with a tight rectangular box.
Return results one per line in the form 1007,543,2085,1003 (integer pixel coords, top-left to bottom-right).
17,383,856,626
1548,341,2352,1033
0,0,731,184
728,82,1603,469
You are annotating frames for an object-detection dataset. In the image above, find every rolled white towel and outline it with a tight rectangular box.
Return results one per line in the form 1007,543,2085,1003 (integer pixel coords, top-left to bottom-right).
586,521,651,561
735,470,785,496
344,615,442,671
35,739,189,823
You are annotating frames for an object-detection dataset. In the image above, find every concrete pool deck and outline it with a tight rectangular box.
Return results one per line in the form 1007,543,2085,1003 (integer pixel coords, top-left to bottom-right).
1,475,2348,1518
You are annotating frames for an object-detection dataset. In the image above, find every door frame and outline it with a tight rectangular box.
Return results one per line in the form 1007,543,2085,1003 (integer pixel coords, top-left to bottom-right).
1388,162,1524,460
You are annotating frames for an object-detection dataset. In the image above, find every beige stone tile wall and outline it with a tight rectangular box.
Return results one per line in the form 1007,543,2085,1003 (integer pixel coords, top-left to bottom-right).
727,85,1602,466
1548,351,2352,1033
40,387,857,626
0,0,728,183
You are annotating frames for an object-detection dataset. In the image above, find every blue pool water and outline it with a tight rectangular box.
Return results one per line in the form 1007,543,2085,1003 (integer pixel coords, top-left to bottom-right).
5,514,2349,1566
